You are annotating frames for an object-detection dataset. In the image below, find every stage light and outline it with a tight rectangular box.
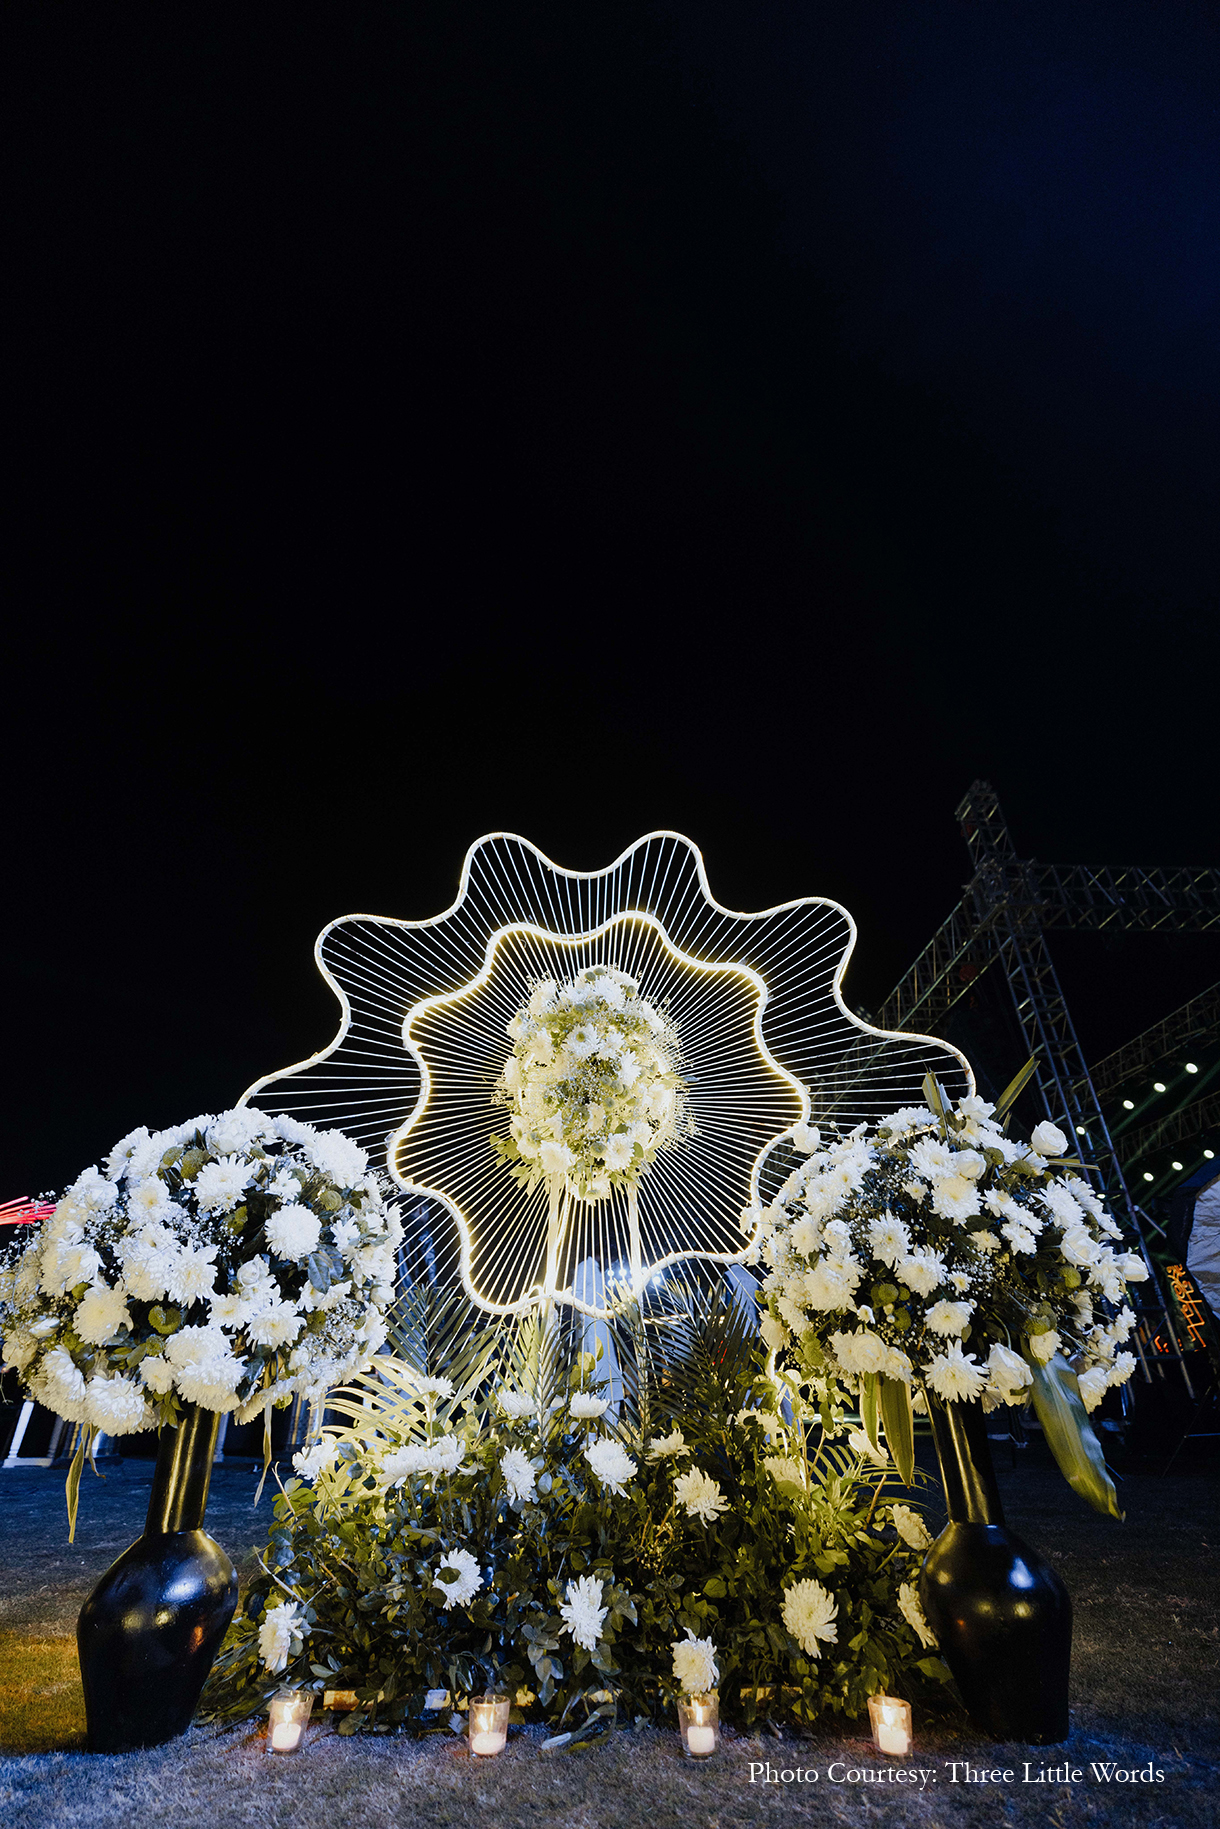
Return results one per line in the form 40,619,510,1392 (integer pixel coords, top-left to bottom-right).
1153,1082,1167,1093
1143,1172,1154,1182
1172,1161,1183,1172
1122,1099,1134,1110
1185,1062,1198,1073
1076,1125,1087,1135
1205,1149,1215,1160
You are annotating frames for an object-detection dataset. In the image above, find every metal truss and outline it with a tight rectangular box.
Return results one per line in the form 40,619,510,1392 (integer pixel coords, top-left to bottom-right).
1120,1088,1220,1162
866,780,1220,1397
1090,982,1220,1097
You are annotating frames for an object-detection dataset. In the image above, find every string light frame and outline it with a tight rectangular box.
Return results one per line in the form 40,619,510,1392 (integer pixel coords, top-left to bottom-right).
242,832,973,1316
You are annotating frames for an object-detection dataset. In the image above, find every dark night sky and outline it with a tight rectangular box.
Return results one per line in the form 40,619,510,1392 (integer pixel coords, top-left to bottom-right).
4,2,1219,1194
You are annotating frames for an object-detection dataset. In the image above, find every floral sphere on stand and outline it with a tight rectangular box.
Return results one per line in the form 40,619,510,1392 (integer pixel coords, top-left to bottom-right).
751,1087,1147,1419
0,1107,398,1452
490,965,689,1203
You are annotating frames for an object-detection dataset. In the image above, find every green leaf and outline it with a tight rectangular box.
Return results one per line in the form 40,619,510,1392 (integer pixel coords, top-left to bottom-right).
916,1656,954,1683
1027,1353,1123,1520
994,1055,1039,1125
860,1372,882,1456
880,1376,915,1488
64,1426,89,1543
703,1576,727,1599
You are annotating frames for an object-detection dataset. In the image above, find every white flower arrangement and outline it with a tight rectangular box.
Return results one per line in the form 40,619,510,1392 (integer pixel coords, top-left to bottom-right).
755,1089,1146,1413
490,966,689,1203
0,1108,398,1445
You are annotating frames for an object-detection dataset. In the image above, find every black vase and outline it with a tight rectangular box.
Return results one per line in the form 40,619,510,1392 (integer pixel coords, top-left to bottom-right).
77,1405,239,1753
919,1397,1072,1744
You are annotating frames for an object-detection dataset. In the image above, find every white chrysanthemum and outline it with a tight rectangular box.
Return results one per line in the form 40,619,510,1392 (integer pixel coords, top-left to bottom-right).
105,1126,152,1181
85,1373,149,1434
75,1285,133,1346
804,1258,863,1310
584,1437,637,1495
380,1443,433,1484
265,1204,322,1262
601,1134,634,1172
434,1548,483,1610
163,1243,221,1306
559,1574,608,1651
570,1392,609,1419
413,1374,455,1400
829,1329,890,1374
500,1445,536,1502
898,1253,946,1298
923,1341,986,1401
848,1429,890,1468
258,1599,307,1673
908,1137,957,1180
891,1504,932,1551
539,1139,574,1178
898,1582,937,1648
764,1454,805,1490
673,1466,729,1524
986,1341,1032,1399
305,1128,369,1189
791,1122,821,1153
1027,1329,1060,1363
128,1176,173,1218
496,1388,535,1419
930,1175,982,1223
672,1631,719,1695
782,1578,839,1657
1077,1366,1109,1411
880,1106,938,1137
246,1303,301,1350
760,1313,788,1352
193,1155,253,1213
292,1439,338,1482
428,1433,471,1475
31,1346,90,1423
139,1353,176,1394
1108,1350,1136,1388
646,1428,691,1459
925,1299,973,1337
206,1107,273,1158
868,1212,911,1268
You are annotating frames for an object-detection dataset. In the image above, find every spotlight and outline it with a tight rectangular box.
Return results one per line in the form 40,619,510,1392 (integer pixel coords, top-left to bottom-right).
1122,1099,1135,1110
1172,1161,1183,1172
1185,1062,1199,1074
1206,1150,1216,1161
1153,1082,1167,1093
1076,1125,1087,1136
1143,1172,1154,1182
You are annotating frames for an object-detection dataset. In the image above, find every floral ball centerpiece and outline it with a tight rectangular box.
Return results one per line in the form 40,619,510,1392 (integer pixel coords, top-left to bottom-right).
0,1107,399,1457
752,1086,1147,1430
491,964,689,1204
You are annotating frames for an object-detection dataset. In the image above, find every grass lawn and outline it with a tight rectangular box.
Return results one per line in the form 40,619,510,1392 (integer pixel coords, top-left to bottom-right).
0,1446,1216,1828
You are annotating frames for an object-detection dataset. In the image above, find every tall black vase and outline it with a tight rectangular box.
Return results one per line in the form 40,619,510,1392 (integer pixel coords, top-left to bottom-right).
77,1405,239,1753
919,1398,1072,1745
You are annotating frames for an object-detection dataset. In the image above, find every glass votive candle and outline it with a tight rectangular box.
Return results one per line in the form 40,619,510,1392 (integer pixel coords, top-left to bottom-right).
468,1693,510,1756
678,1691,719,1758
267,1689,314,1753
868,1694,912,1757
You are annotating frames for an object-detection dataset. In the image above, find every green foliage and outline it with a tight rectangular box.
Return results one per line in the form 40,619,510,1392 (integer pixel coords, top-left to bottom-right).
201,1277,941,1737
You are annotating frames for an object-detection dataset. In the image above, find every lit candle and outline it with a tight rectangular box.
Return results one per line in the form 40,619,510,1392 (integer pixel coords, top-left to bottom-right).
678,1691,719,1758
267,1688,315,1754
867,1694,912,1758
468,1694,510,1756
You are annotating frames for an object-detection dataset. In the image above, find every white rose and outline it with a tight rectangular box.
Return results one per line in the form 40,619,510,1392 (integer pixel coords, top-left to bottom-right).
1030,1121,1068,1157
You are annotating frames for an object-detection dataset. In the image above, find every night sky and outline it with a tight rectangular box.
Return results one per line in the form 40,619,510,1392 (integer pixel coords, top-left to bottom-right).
5,2,1219,1196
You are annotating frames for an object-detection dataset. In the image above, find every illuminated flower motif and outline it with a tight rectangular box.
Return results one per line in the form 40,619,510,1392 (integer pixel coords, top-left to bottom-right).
764,1455,806,1490
570,1392,609,1419
259,1599,308,1673
560,1574,609,1651
673,1467,729,1524
500,1446,536,1502
646,1428,691,1460
672,1631,719,1695
890,1504,932,1551
241,834,969,1318
898,1583,937,1649
434,1548,483,1610
1030,1121,1069,1157
923,1341,986,1402
584,1437,637,1495
782,1578,839,1657
292,1439,338,1482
